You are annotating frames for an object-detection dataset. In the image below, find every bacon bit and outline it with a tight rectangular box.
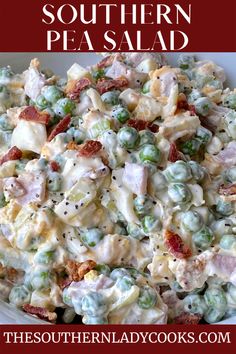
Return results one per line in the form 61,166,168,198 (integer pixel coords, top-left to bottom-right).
66,141,80,151
173,312,202,324
50,160,60,172
66,259,96,282
97,55,114,69
6,267,19,282
66,77,91,101
219,184,236,196
78,140,102,157
0,264,19,282
0,146,22,165
47,114,71,142
22,304,57,323
147,122,159,133
97,54,123,69
188,104,197,116
19,106,50,125
199,116,217,134
164,230,192,259
59,278,72,290
96,77,128,95
127,119,147,131
168,143,183,162
127,119,159,133
177,94,189,112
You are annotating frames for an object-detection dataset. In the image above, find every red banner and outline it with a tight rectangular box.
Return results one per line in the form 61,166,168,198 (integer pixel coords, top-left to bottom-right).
0,325,235,354
0,0,236,52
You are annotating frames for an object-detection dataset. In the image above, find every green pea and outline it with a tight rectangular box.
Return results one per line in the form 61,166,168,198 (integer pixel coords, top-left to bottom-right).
126,268,144,280
219,234,236,250
0,66,14,79
92,69,105,81
225,167,236,183
72,297,83,314
110,268,130,281
137,285,157,309
141,215,160,233
0,85,11,107
112,106,130,123
216,199,233,216
194,97,213,116
84,315,108,324
182,294,207,316
204,307,226,323
30,269,51,290
36,95,49,110
204,286,227,308
47,172,62,192
81,228,104,247
9,285,31,307
207,80,223,90
53,98,76,117
101,90,120,106
142,81,151,94
171,281,184,293
187,89,203,104
195,73,215,89
181,138,202,156
0,192,7,208
223,93,236,110
134,194,153,215
95,264,110,276
117,126,139,149
62,308,76,324
117,275,135,291
178,54,195,70
62,132,72,143
181,210,203,233
127,223,146,241
81,292,107,317
195,126,212,144
27,235,43,252
44,107,55,118
211,219,232,240
0,131,11,149
139,130,155,146
151,171,167,192
67,127,85,144
70,116,82,128
168,183,192,204
0,114,14,131
43,85,63,103
139,144,161,164
34,250,55,265
192,226,214,249
164,161,192,183
62,287,73,307
37,157,48,171
188,161,205,182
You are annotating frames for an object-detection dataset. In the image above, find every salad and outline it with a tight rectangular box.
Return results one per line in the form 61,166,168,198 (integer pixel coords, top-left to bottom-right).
0,52,236,324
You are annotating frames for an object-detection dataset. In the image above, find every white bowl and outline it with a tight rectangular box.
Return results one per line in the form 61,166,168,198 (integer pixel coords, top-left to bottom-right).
0,52,235,324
